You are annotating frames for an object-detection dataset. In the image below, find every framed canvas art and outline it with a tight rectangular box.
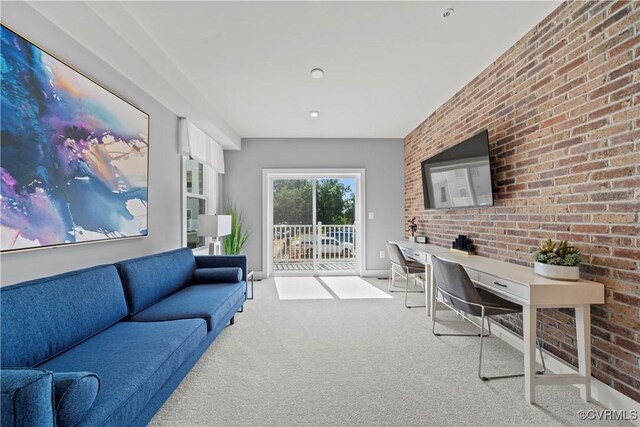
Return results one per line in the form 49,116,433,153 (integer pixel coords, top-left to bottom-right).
1,24,150,252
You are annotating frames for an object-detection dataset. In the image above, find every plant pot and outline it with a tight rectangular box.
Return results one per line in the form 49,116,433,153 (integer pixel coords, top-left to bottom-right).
534,262,579,281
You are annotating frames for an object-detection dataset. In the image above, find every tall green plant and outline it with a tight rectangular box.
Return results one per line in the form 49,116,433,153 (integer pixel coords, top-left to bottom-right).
223,203,250,255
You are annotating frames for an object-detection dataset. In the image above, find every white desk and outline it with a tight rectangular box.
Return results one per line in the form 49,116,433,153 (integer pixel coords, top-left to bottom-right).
393,240,605,404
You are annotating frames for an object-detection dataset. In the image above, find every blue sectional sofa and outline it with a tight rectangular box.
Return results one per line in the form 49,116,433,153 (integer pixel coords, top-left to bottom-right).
1,248,247,427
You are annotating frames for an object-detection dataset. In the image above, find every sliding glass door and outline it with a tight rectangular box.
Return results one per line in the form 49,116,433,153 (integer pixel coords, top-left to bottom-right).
266,171,362,276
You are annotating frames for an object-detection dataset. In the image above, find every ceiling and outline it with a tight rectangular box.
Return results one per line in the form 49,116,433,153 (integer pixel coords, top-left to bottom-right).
27,1,561,149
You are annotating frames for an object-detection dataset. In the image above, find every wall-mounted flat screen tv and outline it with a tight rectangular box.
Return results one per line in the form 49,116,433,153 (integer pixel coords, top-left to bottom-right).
421,130,494,209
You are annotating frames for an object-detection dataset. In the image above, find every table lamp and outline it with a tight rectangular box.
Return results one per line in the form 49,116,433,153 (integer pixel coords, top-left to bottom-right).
197,214,232,255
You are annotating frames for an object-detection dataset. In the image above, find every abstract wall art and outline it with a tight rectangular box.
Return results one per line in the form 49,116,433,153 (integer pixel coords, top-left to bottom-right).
1,24,149,252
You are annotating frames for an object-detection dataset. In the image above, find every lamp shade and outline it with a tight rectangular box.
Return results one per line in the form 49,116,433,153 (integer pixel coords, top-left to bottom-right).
197,214,232,237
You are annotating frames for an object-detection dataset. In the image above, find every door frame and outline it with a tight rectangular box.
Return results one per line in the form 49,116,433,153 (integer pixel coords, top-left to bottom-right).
263,168,366,277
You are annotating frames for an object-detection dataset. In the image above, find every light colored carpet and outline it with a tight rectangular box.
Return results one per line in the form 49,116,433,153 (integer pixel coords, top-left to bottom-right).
150,277,629,427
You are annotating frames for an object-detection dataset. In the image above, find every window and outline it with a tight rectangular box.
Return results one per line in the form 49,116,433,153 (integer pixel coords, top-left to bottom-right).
179,118,224,251
185,158,206,249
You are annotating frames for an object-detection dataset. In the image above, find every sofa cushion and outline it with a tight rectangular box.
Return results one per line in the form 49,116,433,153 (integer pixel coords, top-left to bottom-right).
193,267,242,284
38,320,206,427
1,368,54,427
195,255,247,281
117,248,197,314
53,372,100,427
130,282,246,331
1,266,128,368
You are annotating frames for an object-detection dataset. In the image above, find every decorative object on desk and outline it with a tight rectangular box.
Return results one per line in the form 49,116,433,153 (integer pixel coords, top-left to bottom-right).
451,234,474,254
223,203,251,255
533,238,581,280
415,235,428,244
0,25,150,253
407,217,418,242
198,214,232,255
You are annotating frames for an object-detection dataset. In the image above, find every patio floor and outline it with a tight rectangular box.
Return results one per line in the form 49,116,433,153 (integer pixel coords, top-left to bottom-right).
274,260,356,272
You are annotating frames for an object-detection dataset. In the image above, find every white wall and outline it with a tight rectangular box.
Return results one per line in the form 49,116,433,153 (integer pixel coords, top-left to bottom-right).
1,3,182,286
223,138,405,274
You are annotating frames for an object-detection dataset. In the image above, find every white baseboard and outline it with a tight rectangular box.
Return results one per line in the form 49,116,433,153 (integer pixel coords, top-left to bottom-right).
256,271,389,279
490,322,640,426
361,269,389,278
252,271,267,280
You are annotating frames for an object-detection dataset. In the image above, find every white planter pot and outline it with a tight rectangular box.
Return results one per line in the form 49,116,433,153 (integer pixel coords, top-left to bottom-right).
534,262,579,281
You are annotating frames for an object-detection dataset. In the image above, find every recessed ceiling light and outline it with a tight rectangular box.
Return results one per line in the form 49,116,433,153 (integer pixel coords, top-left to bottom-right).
442,8,454,19
310,68,324,79
310,110,320,118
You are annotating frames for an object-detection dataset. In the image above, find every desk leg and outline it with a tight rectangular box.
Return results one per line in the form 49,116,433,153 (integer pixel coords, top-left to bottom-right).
429,264,437,319
575,304,592,402
523,305,537,404
425,264,431,317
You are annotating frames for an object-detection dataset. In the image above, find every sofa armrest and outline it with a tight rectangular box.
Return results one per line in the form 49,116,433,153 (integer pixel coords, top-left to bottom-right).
195,255,247,281
1,368,55,427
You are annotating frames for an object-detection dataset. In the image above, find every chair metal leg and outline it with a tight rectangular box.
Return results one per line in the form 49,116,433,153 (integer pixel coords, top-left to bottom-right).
479,315,546,381
404,273,409,306
537,338,547,375
478,311,486,380
432,305,484,337
405,271,426,309
432,303,438,335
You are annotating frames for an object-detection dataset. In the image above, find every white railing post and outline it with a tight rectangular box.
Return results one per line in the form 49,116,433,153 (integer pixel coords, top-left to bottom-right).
272,223,357,269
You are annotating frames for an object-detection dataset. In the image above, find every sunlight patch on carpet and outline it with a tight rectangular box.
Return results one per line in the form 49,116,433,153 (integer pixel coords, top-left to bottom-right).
274,277,334,300
320,276,393,299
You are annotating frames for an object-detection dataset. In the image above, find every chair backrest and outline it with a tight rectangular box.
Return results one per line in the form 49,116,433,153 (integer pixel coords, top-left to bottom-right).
386,242,408,267
431,256,483,316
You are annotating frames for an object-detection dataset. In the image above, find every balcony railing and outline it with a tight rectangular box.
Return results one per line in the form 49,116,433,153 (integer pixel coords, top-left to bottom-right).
273,224,356,262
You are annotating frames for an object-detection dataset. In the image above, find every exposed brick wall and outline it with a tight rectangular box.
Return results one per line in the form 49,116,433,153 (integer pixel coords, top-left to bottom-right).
404,0,639,402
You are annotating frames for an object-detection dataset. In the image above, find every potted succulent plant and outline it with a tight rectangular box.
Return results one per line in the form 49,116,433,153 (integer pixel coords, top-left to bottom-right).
532,238,582,281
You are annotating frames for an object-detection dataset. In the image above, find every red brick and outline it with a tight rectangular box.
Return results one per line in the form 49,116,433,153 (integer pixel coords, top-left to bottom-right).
608,59,640,81
589,76,633,100
615,336,640,355
588,101,630,120
609,82,640,102
557,55,587,76
591,213,636,224
589,6,631,38
612,248,640,261
571,160,608,173
590,166,634,181
592,256,637,270
590,190,634,202
571,224,609,233
571,118,609,135
611,225,640,235
609,33,640,58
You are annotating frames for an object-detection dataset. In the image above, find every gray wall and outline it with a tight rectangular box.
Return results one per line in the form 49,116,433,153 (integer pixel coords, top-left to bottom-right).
1,3,182,285
224,138,405,274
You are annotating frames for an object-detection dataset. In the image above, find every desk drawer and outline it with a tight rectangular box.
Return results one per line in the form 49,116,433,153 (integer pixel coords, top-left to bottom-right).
477,272,529,301
464,268,479,281
402,248,427,263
